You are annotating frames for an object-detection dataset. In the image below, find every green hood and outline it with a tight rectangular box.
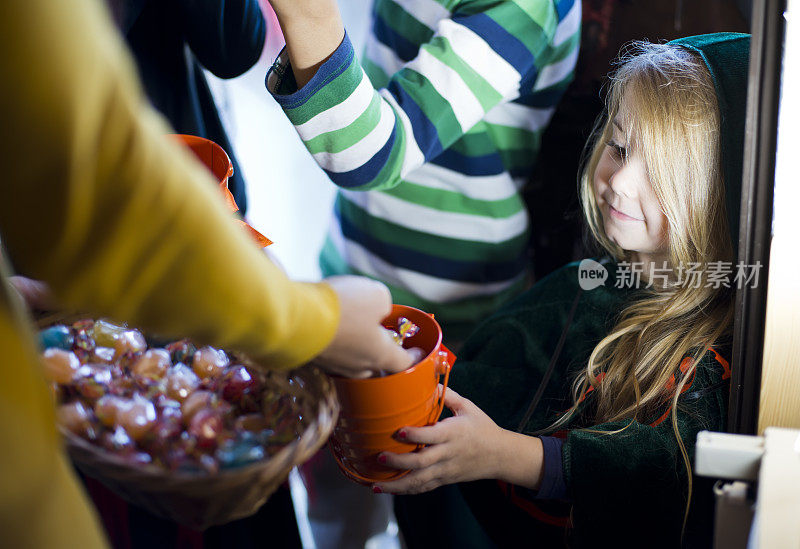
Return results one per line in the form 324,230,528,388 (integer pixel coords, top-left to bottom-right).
668,32,750,252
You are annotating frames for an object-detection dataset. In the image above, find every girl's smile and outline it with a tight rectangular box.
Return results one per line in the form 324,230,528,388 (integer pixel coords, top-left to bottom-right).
606,201,645,222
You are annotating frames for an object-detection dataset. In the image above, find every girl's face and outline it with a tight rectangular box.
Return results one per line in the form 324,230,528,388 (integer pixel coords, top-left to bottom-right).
593,99,669,263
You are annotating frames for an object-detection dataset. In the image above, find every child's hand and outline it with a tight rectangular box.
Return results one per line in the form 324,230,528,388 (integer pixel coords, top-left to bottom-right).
373,388,509,495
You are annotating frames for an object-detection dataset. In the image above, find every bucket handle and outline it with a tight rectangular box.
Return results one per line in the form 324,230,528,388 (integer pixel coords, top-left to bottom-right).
427,344,455,425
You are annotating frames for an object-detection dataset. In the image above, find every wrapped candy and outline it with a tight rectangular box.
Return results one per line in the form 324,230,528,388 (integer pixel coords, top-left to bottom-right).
116,395,157,441
192,346,229,379
42,349,81,384
42,320,303,474
91,319,126,348
386,317,420,347
165,364,201,402
115,330,147,357
39,325,73,351
131,349,171,381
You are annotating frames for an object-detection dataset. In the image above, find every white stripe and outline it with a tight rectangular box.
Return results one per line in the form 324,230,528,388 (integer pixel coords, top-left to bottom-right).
365,36,404,76
437,19,521,100
330,227,523,303
483,102,555,134
390,0,450,30
378,89,425,177
311,97,397,172
341,189,529,242
294,72,375,141
403,163,520,202
405,47,485,132
553,0,581,48
534,46,579,91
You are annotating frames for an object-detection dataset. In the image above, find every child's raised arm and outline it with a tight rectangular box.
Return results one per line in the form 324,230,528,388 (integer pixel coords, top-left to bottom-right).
266,0,578,190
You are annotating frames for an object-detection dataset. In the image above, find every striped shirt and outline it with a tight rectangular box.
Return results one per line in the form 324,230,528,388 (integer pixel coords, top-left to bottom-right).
267,0,581,338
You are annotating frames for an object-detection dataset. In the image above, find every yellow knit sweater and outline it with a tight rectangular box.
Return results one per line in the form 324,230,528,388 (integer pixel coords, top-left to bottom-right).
0,0,340,546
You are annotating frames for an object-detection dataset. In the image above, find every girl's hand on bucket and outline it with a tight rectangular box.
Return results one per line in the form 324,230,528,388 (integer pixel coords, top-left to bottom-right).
373,388,505,494
313,275,416,378
374,387,545,494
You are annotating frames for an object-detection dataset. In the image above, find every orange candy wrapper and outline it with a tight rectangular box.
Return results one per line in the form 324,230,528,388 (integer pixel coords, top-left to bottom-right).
172,134,272,248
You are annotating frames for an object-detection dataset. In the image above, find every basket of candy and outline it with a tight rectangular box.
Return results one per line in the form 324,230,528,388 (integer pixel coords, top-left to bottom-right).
38,316,338,530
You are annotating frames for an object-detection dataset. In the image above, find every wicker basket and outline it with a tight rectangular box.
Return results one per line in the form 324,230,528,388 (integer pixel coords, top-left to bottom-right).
39,315,339,530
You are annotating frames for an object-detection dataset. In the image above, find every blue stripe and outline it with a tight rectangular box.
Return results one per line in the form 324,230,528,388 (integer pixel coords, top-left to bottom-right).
335,206,528,283
556,0,576,21
514,81,570,108
452,12,534,77
431,148,506,176
373,14,420,62
324,125,399,188
388,78,444,161
518,67,541,98
270,33,355,109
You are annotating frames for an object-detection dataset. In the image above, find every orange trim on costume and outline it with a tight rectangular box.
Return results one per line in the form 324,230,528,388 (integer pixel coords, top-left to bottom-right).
709,348,731,379
578,372,606,403
651,347,729,427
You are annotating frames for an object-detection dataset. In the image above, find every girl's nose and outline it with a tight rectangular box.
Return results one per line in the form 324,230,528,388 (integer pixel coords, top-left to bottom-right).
608,163,636,199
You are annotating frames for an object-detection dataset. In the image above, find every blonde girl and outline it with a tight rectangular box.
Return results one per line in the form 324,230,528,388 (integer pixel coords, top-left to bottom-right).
378,33,750,548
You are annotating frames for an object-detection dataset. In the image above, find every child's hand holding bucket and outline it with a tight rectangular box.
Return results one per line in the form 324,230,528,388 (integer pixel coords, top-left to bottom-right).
371,388,545,495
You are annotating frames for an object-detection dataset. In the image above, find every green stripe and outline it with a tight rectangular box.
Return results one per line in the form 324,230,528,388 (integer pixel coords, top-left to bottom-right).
376,1,434,45
485,124,543,152
456,2,554,58
382,181,524,218
422,36,503,111
514,0,557,36
336,193,529,262
498,3,554,59
396,66,461,150
449,128,497,157
548,29,580,64
283,53,363,126
305,93,382,154
363,57,391,88
356,115,408,191
498,147,541,173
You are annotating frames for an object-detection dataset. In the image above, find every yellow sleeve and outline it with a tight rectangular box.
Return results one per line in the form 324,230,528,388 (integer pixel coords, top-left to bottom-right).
0,0,340,369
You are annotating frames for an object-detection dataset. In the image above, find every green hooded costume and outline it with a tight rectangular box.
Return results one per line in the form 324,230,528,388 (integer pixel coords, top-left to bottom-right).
401,33,750,548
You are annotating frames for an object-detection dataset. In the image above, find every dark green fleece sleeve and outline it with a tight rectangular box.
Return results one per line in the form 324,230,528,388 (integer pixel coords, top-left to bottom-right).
449,262,631,432
563,350,729,548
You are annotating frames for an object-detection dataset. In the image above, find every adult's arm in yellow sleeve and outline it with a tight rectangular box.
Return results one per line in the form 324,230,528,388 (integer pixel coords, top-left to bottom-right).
0,0,339,368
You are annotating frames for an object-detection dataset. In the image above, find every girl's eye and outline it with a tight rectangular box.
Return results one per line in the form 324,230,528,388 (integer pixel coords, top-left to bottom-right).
606,141,627,161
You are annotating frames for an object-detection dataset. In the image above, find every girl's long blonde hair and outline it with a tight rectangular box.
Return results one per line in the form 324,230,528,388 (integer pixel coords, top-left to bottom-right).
550,42,736,531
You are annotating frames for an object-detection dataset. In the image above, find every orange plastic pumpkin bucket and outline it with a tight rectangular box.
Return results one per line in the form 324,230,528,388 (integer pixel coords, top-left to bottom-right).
329,305,456,485
171,134,238,210
171,134,271,247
